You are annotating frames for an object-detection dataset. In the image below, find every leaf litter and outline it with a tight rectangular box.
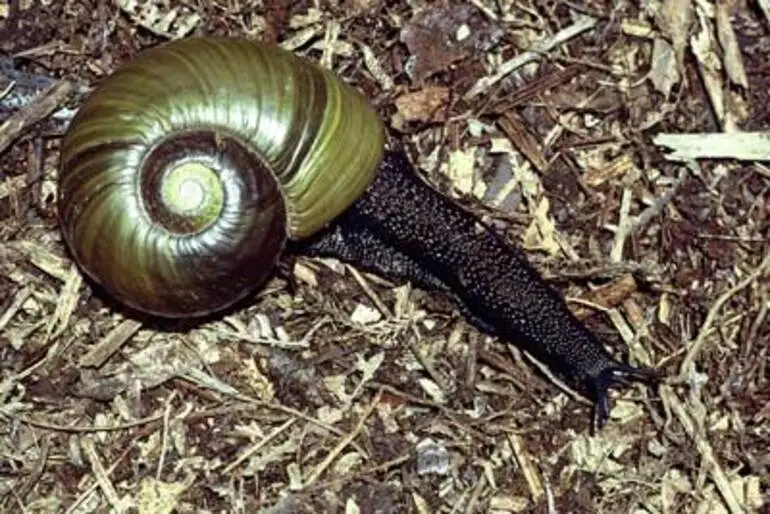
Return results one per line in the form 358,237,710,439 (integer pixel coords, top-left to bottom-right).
0,0,768,512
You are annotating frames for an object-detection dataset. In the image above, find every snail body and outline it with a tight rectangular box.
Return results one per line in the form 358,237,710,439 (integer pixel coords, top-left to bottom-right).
58,37,658,426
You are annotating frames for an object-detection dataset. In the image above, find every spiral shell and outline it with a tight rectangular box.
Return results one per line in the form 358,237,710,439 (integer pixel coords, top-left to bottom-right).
57,37,386,317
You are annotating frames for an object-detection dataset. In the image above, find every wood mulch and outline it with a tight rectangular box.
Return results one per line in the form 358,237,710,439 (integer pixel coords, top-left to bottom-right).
0,1,767,512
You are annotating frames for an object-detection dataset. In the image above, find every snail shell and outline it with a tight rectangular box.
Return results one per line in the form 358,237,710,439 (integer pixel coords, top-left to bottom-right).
57,37,385,317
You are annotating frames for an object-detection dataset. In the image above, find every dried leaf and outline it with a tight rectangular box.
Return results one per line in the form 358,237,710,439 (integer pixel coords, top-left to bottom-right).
350,303,382,324
333,451,363,475
444,147,485,199
522,197,560,256
137,477,189,514
361,43,394,91
401,2,502,83
393,86,449,123
346,497,362,514
324,374,353,404
355,352,384,384
44,264,81,341
117,0,200,38
417,377,446,403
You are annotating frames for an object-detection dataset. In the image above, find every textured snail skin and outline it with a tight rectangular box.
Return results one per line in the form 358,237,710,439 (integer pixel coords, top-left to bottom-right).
297,151,660,427
57,37,384,317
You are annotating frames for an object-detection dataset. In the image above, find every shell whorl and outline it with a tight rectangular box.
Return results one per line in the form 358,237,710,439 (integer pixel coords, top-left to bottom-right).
57,37,385,317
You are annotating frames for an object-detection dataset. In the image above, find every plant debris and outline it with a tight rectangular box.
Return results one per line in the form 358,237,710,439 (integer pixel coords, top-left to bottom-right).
1,0,768,512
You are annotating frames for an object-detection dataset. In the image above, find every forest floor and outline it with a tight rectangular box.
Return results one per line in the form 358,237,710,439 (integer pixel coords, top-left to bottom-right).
0,1,768,513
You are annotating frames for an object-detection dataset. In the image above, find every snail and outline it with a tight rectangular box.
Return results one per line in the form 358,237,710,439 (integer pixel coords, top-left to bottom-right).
57,36,659,427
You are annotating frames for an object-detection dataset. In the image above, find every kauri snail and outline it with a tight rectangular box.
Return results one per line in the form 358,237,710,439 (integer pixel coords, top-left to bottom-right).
58,36,659,427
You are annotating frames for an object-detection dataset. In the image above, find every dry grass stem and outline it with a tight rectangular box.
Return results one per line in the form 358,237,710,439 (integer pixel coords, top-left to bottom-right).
663,386,746,514
303,389,382,487
678,251,770,379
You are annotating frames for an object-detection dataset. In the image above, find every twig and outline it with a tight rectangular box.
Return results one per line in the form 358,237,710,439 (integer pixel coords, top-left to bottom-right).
347,264,393,318
81,436,129,513
508,433,544,502
221,418,297,474
678,251,770,378
79,319,143,368
0,79,75,154
156,391,178,480
610,187,633,263
303,452,412,492
464,471,488,513
467,0,499,20
653,132,770,161
3,439,49,509
539,259,665,283
0,286,32,334
632,169,685,232
19,412,166,433
303,389,382,486
464,15,597,100
64,444,134,514
743,289,768,358
663,386,745,514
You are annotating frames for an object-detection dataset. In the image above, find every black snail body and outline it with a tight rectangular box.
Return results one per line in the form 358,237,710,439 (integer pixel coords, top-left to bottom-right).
57,36,659,427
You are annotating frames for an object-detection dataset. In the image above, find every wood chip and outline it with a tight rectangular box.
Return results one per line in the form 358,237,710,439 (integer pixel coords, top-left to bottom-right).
654,132,770,161
44,264,82,341
507,433,544,501
498,112,548,173
79,319,143,368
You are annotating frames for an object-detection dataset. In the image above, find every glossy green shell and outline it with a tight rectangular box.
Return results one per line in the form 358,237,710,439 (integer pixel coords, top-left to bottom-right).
57,37,386,317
